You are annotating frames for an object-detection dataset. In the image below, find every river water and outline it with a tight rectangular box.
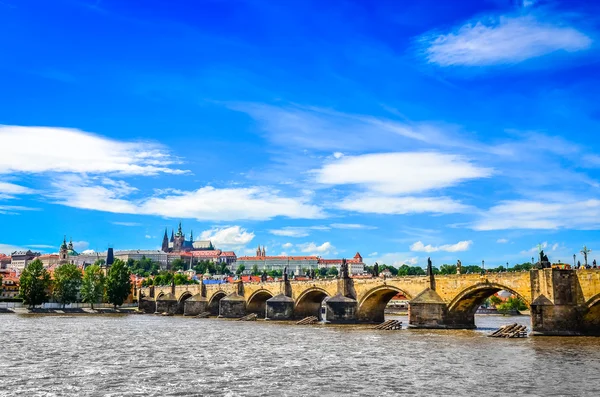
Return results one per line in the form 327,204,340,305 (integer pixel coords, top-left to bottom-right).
1,314,599,397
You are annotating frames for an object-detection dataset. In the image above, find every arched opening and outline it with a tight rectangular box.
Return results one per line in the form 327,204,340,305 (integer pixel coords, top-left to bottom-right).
178,291,193,304
358,286,411,323
447,284,530,329
582,295,600,335
155,292,165,301
246,290,273,316
295,288,330,319
208,291,227,315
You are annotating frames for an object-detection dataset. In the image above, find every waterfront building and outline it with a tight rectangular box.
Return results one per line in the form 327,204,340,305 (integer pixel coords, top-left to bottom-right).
235,247,366,275
161,222,214,253
10,250,40,271
39,254,60,267
0,272,19,299
0,254,11,269
318,253,366,275
58,236,79,264
114,250,169,268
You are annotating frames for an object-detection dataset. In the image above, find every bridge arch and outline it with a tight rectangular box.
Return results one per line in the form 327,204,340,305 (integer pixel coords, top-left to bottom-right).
178,291,193,304
295,287,331,319
446,283,530,328
155,292,165,301
358,285,412,323
207,291,227,315
582,293,600,335
247,289,274,315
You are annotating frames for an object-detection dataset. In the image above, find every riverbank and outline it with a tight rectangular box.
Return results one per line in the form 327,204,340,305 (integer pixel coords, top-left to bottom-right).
1,307,140,315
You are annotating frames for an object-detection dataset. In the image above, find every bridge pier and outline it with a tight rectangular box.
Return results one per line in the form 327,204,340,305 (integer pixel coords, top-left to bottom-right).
219,293,246,318
184,294,208,316
266,294,295,320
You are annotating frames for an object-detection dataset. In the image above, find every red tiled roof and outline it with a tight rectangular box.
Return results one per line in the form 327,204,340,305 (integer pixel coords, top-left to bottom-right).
237,256,319,261
219,251,236,257
191,250,222,257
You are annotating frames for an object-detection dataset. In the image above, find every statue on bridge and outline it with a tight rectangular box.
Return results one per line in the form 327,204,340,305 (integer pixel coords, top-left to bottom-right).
310,269,315,279
340,259,349,279
427,257,433,276
283,266,289,282
456,259,462,275
373,262,379,277
261,270,268,282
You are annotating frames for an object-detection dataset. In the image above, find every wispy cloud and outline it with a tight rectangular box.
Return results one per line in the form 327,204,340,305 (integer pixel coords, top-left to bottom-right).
330,223,377,230
315,152,491,194
420,14,592,67
297,241,335,256
112,222,142,227
269,225,330,238
410,240,473,253
497,238,509,244
200,226,255,249
0,125,186,176
51,175,324,221
337,195,471,215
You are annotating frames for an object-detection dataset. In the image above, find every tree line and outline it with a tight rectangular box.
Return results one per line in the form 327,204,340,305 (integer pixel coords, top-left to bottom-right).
19,259,132,309
364,262,534,276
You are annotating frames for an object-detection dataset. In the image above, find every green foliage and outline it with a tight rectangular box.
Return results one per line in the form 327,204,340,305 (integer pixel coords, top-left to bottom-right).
105,259,132,308
378,264,399,276
438,264,457,275
173,273,198,285
153,271,174,286
489,295,502,307
94,258,106,267
194,260,216,275
497,296,528,313
127,256,160,277
19,259,52,308
318,267,328,277
327,267,339,277
397,265,426,276
81,264,105,309
217,262,231,275
251,264,260,276
170,258,185,272
235,264,246,275
268,269,282,278
53,263,82,307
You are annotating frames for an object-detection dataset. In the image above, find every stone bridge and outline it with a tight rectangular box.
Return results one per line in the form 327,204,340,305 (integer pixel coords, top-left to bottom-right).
137,269,600,336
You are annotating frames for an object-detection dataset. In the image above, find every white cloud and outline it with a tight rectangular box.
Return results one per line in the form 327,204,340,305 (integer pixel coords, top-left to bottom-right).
72,241,89,251
0,243,26,254
29,245,55,249
52,176,324,221
522,242,548,254
145,235,152,239
496,238,509,244
330,223,377,230
410,240,473,253
0,125,186,176
368,252,378,256
472,199,600,230
81,249,96,255
200,226,255,249
269,226,330,237
315,152,491,194
112,222,142,227
0,205,38,215
374,252,420,267
422,15,592,67
333,152,344,159
337,195,470,215
0,181,34,199
552,243,559,251
282,242,293,249
297,242,334,256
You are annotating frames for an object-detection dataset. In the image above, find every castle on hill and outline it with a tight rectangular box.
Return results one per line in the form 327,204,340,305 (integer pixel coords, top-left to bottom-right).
161,222,214,253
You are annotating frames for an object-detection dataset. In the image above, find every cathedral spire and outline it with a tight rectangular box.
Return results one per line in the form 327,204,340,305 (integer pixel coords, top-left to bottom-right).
162,228,169,252
170,229,174,242
190,230,194,242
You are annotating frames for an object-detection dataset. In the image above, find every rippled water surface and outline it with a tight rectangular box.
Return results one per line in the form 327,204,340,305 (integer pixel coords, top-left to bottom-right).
1,314,600,396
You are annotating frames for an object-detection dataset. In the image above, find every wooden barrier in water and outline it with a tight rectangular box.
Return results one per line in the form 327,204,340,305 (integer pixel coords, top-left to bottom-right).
488,323,528,338
238,313,258,321
374,320,402,330
195,312,210,318
296,316,319,325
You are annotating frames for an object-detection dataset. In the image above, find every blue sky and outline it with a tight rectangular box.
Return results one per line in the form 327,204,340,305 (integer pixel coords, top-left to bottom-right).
1,0,600,267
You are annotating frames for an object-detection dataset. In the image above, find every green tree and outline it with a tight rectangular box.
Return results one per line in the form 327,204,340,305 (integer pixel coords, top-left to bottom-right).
251,264,260,276
268,269,282,278
170,258,185,272
497,296,528,313
489,295,502,307
236,264,246,275
318,267,328,277
53,263,82,308
81,264,105,309
105,259,132,309
217,262,231,275
19,259,52,308
327,267,339,277
94,258,106,267
439,264,457,275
